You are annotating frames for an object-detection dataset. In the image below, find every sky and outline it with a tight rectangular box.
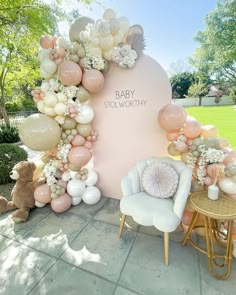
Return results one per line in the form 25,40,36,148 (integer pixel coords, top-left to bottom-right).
56,0,218,71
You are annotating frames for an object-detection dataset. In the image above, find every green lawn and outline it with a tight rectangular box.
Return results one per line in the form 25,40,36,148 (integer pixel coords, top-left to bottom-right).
185,106,236,149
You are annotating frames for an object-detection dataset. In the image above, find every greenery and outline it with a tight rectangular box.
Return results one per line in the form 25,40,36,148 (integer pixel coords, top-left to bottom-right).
0,125,20,143
0,144,28,184
190,0,236,87
186,106,236,149
187,81,209,105
0,0,65,125
170,72,196,98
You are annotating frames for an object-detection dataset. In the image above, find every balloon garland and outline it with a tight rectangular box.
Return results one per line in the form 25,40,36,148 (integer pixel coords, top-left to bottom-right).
19,8,146,213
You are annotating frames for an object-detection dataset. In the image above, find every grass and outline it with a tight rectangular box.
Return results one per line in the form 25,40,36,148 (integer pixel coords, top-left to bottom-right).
185,105,236,149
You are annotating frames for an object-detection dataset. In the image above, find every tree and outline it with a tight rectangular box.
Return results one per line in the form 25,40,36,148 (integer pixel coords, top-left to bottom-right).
0,0,64,125
188,81,209,106
190,0,236,87
170,72,195,98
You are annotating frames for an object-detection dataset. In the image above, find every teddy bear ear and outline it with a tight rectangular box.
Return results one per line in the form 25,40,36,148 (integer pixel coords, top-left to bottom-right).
29,162,36,171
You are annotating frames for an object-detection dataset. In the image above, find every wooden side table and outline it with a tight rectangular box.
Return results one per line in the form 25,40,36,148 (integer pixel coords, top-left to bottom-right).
182,191,236,280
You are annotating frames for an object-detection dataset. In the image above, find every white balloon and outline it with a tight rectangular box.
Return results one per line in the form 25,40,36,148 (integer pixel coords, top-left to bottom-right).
41,82,50,92
41,58,57,74
43,106,56,117
84,170,98,186
99,35,114,50
103,49,113,61
56,92,67,102
82,186,101,205
67,179,86,198
38,48,50,62
56,37,69,49
109,18,120,35
44,93,57,107
118,16,130,33
75,105,94,124
37,100,45,113
113,32,124,46
103,8,117,20
40,68,53,79
71,196,82,206
35,201,46,208
54,102,67,115
219,177,236,194
98,20,110,37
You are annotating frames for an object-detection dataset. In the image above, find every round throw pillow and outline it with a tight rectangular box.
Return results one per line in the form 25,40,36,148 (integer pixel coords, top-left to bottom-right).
142,162,179,198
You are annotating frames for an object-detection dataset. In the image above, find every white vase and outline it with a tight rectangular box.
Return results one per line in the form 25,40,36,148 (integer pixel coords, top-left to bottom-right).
208,184,219,200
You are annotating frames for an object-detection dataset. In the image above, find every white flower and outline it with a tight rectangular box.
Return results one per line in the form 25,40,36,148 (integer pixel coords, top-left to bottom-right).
111,45,137,68
57,141,71,163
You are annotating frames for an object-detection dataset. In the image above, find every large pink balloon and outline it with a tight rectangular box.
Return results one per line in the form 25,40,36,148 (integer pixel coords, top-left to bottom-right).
158,104,187,132
223,150,236,165
68,146,92,167
51,193,72,213
34,183,51,204
82,69,105,93
201,125,218,139
183,116,202,139
58,61,82,86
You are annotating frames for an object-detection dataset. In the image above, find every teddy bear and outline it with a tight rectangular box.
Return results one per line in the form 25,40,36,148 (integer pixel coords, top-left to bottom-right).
0,161,39,223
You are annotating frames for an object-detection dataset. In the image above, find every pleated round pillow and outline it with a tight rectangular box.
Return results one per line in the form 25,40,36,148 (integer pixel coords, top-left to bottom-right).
142,162,179,198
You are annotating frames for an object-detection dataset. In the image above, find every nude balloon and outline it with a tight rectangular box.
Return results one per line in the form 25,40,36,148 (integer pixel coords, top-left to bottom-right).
82,69,105,93
34,184,51,204
183,116,202,139
58,61,82,86
158,104,187,132
223,150,236,165
40,35,54,49
19,114,61,151
72,134,86,146
68,146,92,167
51,193,72,213
166,131,179,142
201,125,218,139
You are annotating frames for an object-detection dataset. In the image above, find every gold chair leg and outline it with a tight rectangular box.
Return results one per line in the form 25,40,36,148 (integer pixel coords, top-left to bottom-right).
164,232,169,266
118,214,126,239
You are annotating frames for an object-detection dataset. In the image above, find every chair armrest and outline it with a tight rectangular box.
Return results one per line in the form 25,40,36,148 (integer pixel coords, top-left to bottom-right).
121,168,141,197
173,166,192,220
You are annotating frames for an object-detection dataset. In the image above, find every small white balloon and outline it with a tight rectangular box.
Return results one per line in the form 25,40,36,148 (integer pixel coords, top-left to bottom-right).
84,170,98,186
75,105,94,124
67,179,86,198
41,82,50,92
38,48,50,62
71,196,82,206
44,93,58,107
41,58,57,74
35,201,46,208
103,8,117,20
82,186,101,205
43,106,56,117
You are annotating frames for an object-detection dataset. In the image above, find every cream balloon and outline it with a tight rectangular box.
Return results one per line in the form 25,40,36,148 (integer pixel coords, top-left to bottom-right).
67,179,86,198
103,49,113,61
41,58,57,74
44,106,56,117
99,35,114,50
19,113,61,151
40,68,53,80
62,117,77,130
84,170,98,186
56,92,67,103
75,105,94,124
35,201,46,208
109,18,120,35
118,16,130,33
76,86,90,102
54,102,67,116
76,123,92,137
113,33,124,46
38,48,50,63
69,16,94,42
219,177,236,194
37,101,45,113
103,8,117,20
44,93,57,107
82,186,101,205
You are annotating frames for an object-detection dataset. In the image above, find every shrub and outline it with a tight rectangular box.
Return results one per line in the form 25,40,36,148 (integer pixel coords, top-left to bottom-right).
0,126,20,143
0,144,28,184
5,100,22,113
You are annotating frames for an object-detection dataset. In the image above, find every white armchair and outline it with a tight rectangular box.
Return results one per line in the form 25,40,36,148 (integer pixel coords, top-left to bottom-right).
118,157,192,265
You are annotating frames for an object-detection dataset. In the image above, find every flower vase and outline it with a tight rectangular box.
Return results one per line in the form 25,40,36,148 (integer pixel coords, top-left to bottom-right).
208,184,219,200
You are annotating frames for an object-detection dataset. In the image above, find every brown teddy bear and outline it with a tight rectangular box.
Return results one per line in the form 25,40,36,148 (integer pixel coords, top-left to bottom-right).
0,161,38,223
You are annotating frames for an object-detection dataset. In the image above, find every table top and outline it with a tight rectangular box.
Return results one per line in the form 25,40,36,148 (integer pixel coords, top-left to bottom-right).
190,191,236,220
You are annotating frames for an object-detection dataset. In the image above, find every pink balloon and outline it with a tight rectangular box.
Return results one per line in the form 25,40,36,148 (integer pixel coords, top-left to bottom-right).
56,47,66,58
78,58,85,69
166,131,179,141
57,179,67,189
204,176,214,186
83,140,93,149
51,193,72,213
68,146,92,167
82,69,105,93
58,61,82,86
201,125,218,139
227,194,236,201
72,134,86,146
182,210,193,226
34,183,51,204
175,141,187,152
40,35,54,49
157,104,187,132
223,151,236,165
224,221,236,234
183,116,202,139
207,163,219,178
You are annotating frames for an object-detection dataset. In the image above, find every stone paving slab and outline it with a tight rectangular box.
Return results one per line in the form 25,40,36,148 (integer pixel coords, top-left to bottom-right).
0,234,13,252
0,241,56,295
114,286,139,295
61,220,136,283
29,260,116,295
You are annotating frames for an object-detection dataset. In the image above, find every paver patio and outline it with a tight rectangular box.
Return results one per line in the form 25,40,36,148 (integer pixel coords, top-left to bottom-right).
0,197,235,295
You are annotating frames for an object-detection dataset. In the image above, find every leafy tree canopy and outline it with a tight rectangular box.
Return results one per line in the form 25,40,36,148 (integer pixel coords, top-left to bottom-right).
190,0,236,85
170,72,196,98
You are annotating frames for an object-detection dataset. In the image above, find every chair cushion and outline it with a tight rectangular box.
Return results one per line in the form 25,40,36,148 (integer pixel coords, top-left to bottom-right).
142,162,179,198
120,192,180,232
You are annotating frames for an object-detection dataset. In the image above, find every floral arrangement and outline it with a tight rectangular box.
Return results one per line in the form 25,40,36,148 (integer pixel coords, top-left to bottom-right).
158,104,236,199
19,8,146,213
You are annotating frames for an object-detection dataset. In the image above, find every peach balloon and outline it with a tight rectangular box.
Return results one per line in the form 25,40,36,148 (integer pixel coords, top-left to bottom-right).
223,150,236,165
82,69,105,93
40,35,54,49
227,194,236,201
207,163,219,178
34,184,51,204
158,104,187,132
204,176,214,186
68,146,92,167
183,116,202,139
166,131,179,142
57,179,67,189
201,125,218,139
58,61,82,86
83,140,93,149
182,210,193,226
51,193,72,213
72,134,86,146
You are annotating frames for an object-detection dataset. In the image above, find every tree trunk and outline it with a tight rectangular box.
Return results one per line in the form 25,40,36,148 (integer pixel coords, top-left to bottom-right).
0,105,10,126
198,96,202,106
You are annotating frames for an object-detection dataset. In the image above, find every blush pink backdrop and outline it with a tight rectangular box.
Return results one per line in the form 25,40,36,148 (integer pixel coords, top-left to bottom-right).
90,54,172,199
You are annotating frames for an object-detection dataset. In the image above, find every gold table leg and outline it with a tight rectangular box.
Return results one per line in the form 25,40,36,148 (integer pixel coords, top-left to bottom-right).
182,212,199,246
